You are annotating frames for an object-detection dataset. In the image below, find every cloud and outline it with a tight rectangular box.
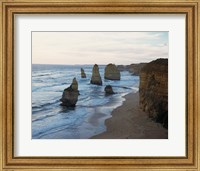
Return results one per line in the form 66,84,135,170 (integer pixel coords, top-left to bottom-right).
32,32,168,65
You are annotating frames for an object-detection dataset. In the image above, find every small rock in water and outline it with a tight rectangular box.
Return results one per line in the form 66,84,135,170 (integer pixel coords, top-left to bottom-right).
104,63,120,80
105,85,115,95
60,77,79,107
90,64,102,85
81,68,86,78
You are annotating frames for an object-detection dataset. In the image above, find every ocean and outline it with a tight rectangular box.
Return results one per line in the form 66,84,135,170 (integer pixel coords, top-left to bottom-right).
32,64,139,139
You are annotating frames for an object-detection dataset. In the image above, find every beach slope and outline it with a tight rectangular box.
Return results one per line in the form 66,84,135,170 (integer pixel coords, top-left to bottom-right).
91,92,168,139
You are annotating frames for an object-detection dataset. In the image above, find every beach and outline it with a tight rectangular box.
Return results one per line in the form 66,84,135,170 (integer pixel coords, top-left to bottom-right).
91,92,168,139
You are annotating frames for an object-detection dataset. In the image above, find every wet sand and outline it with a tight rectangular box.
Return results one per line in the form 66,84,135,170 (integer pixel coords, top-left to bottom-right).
91,92,168,139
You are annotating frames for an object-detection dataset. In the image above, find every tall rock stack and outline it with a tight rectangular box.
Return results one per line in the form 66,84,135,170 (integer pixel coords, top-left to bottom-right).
104,63,120,80
139,58,168,128
60,78,79,107
81,68,86,78
90,64,102,85
70,77,78,91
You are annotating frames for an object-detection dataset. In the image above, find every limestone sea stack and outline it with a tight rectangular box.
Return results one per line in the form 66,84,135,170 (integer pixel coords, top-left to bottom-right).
60,77,79,107
105,85,115,95
139,58,168,128
90,64,102,85
104,63,120,80
81,68,86,78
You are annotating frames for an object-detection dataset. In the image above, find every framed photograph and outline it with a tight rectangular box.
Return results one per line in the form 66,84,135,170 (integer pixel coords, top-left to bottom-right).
0,0,199,170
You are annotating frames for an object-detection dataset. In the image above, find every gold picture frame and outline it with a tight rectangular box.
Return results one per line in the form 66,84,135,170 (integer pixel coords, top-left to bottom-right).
0,0,199,170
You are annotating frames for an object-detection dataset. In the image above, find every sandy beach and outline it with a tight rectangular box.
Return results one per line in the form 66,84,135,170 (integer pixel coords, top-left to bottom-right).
91,92,168,139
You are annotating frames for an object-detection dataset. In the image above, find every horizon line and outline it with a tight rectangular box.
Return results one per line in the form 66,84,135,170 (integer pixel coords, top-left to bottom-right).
32,58,168,66
32,63,146,65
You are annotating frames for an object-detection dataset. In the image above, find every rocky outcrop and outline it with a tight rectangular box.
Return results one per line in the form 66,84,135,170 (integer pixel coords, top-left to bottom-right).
90,64,102,85
81,68,86,78
60,78,79,107
128,63,146,75
139,58,168,128
117,65,129,72
117,63,146,76
105,85,115,95
104,63,120,80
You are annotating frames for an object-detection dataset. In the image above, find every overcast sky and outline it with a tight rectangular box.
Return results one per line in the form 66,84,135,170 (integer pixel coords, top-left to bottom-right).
32,32,168,65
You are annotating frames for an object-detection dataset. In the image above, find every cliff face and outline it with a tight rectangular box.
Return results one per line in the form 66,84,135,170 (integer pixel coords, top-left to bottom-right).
117,63,146,76
139,58,168,128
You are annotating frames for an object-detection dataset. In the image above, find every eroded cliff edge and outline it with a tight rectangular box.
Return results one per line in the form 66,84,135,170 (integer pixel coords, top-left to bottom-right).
117,63,146,75
139,58,168,128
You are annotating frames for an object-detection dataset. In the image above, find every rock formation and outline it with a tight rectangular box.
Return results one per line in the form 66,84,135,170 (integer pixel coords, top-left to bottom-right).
139,58,168,128
81,68,86,78
128,63,146,75
104,63,120,80
70,77,78,91
90,64,102,85
105,85,115,95
117,63,146,76
60,78,79,107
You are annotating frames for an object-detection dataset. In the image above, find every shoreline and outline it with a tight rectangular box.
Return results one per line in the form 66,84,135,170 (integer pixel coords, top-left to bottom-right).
91,91,168,139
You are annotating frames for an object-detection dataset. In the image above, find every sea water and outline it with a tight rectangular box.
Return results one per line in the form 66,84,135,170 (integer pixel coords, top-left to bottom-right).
32,64,139,139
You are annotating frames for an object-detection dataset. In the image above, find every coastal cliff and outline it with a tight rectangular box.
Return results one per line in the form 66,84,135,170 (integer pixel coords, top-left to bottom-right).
117,63,146,76
139,58,168,128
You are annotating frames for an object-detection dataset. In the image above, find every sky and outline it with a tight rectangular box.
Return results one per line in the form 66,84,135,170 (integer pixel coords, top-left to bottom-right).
32,32,168,65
